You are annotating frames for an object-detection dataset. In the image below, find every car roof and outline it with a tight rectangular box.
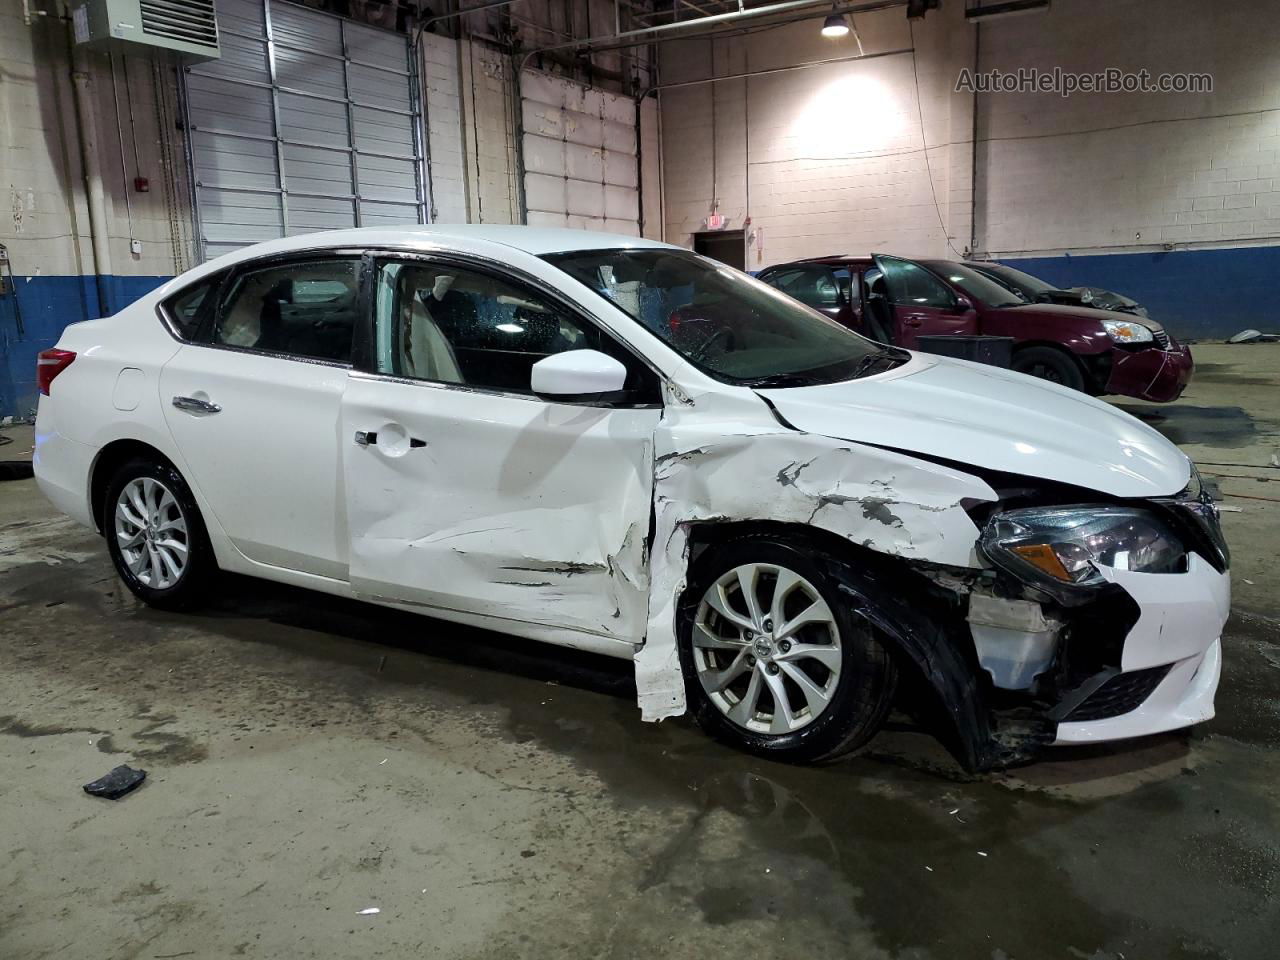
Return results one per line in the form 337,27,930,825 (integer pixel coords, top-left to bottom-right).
200,225,679,272
788,255,873,267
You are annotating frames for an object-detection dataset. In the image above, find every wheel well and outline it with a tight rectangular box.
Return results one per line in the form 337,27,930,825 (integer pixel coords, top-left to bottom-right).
1011,341,1102,389
88,440,178,533
1012,339,1080,361
684,519,875,573
679,518,995,770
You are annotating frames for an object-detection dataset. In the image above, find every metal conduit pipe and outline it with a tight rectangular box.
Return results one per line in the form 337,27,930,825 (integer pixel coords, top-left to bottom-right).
519,0,907,71
421,0,525,31
638,45,914,97
68,42,112,317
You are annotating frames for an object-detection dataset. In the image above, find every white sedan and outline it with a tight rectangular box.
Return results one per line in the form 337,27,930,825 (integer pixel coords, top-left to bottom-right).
34,226,1230,769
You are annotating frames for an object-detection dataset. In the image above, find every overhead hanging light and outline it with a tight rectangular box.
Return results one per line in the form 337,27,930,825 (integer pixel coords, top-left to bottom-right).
821,12,850,37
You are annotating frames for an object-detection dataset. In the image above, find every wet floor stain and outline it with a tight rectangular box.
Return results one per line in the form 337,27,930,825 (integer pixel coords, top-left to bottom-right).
1114,403,1264,448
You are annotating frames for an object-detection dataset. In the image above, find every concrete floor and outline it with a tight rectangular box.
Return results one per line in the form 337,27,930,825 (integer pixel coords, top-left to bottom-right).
2,343,1278,960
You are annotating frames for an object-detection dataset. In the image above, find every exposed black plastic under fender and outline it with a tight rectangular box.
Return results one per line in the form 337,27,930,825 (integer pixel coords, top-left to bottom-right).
819,555,1055,772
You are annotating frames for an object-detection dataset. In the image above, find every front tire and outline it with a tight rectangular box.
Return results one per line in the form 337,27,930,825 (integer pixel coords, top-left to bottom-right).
103,457,215,610
678,539,897,763
1012,345,1085,391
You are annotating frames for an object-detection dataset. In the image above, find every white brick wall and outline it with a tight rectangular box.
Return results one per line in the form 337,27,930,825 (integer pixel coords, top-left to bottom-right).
422,34,468,224
658,4,974,266
973,0,1280,256
640,95,661,239
660,0,1280,266
0,10,194,279
470,41,520,225
423,36,520,226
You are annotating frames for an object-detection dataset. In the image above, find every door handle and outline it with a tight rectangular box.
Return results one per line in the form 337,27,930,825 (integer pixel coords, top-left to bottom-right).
904,317,923,327
354,430,425,449
172,395,222,414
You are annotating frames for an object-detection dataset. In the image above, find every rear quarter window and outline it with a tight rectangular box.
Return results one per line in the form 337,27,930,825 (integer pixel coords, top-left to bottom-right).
161,274,222,341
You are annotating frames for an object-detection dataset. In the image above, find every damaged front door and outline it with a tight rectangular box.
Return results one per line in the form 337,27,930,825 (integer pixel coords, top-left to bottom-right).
342,257,662,644
872,254,977,349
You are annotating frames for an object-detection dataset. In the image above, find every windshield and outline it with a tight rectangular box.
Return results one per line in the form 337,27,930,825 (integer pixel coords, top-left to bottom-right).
544,248,898,386
973,263,1055,300
920,261,1027,308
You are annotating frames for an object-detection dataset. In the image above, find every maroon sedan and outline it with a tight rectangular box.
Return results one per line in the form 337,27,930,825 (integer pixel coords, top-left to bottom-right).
757,254,1193,402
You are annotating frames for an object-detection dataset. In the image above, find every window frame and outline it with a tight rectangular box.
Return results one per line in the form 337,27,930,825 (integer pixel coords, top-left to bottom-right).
353,250,665,410
166,250,369,368
155,269,228,345
876,255,959,311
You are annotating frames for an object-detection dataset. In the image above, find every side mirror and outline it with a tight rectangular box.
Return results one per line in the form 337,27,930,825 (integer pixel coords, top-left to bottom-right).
531,349,628,400
953,296,974,312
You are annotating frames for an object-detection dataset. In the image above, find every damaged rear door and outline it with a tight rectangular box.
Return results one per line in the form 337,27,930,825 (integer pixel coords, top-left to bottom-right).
341,255,662,642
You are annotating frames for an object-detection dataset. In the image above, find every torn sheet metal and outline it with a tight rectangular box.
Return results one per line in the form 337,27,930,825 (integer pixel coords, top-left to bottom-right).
635,390,998,722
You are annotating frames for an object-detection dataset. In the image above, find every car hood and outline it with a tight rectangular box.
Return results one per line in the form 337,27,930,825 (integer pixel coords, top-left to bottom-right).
758,353,1190,498
1066,285,1143,309
994,302,1165,332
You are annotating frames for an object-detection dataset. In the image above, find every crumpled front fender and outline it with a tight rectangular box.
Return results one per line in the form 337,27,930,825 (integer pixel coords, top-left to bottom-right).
634,404,998,725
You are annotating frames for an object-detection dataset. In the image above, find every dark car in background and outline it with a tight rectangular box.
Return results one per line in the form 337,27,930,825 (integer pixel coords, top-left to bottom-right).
758,254,1192,403
964,261,1149,317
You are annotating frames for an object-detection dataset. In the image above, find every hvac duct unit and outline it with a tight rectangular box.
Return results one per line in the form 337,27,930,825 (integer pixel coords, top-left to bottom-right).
72,0,220,60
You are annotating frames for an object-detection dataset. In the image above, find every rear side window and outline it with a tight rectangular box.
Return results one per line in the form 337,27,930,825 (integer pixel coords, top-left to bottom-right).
766,266,855,312
162,274,220,340
213,259,361,364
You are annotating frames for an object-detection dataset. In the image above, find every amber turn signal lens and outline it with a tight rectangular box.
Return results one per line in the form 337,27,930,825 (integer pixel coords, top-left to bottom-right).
1010,543,1072,582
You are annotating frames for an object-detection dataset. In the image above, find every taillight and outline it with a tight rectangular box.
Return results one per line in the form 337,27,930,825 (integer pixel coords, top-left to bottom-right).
37,348,76,395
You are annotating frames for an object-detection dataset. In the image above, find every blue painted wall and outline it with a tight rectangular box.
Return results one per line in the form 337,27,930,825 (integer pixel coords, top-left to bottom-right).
1,244,1277,416
1002,246,1280,342
0,275,171,419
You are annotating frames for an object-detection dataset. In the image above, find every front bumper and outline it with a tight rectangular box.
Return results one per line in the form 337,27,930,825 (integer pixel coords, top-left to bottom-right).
1052,553,1230,744
1105,343,1194,403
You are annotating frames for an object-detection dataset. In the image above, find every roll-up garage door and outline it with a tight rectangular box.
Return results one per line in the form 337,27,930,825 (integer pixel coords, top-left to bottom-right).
520,71,639,236
183,0,427,261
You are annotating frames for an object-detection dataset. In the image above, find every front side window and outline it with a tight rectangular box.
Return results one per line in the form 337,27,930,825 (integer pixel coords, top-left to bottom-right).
213,259,361,363
373,260,655,399
877,257,955,309
545,249,895,386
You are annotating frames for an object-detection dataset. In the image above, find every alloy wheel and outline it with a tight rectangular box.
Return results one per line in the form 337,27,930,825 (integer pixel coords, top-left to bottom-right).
114,477,190,590
692,563,843,735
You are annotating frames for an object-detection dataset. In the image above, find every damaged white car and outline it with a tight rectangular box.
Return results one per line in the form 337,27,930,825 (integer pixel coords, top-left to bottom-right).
33,226,1230,770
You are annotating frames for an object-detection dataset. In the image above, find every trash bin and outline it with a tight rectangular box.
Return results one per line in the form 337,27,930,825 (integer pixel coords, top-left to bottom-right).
915,335,1014,368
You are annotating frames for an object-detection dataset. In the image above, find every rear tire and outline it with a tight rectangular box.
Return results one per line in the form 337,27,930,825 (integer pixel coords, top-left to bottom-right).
1012,345,1085,391
103,457,215,611
678,538,897,763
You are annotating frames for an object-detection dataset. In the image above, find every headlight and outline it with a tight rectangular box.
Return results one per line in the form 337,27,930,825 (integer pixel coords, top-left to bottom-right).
1162,460,1230,570
981,505,1187,592
1102,319,1153,344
